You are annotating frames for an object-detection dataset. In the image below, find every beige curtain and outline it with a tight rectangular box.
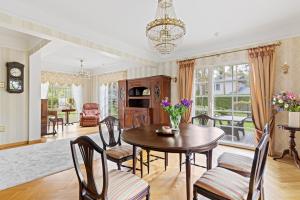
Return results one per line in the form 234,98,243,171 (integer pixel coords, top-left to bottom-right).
178,59,195,123
248,45,276,155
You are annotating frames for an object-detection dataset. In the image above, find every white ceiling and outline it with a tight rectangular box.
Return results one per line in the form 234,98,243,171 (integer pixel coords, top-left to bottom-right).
41,41,143,74
0,0,300,61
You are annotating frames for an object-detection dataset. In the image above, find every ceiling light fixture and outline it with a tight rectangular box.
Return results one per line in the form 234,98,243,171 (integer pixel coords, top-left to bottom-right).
76,59,91,79
146,0,186,54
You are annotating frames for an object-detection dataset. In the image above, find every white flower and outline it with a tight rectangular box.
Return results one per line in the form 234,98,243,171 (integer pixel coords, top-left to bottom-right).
284,104,289,108
278,99,283,104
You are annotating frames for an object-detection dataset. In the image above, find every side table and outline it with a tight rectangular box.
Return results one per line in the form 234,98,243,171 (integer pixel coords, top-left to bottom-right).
273,125,300,168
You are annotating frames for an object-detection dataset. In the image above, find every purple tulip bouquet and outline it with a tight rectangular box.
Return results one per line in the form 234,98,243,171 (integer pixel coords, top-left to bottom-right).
161,98,193,130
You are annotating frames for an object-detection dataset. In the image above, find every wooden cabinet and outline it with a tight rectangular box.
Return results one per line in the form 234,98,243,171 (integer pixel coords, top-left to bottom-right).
118,80,127,128
118,75,171,128
124,107,153,128
41,99,48,136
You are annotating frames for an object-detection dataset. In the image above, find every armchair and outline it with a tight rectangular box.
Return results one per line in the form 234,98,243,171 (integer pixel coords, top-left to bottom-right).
80,103,100,127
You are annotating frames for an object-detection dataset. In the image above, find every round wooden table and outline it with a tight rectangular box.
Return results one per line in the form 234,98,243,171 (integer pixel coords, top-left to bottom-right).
122,124,224,200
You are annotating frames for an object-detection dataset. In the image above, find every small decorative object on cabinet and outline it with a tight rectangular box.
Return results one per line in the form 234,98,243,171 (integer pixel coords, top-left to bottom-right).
273,91,300,127
118,75,171,128
6,62,24,93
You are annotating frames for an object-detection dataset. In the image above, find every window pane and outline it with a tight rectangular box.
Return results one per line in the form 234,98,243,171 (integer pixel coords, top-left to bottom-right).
195,68,208,82
195,96,208,111
214,82,224,95
214,66,224,81
214,96,232,111
233,96,251,112
195,83,208,96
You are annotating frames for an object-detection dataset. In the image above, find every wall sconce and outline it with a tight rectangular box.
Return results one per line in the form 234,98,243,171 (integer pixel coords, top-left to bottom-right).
171,77,177,83
281,62,289,74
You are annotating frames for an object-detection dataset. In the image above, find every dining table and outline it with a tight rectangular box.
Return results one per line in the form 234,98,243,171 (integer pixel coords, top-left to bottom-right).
122,124,224,200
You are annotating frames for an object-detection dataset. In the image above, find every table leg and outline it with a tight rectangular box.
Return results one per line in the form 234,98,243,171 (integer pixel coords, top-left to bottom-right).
65,112,69,125
207,150,213,170
290,130,300,168
273,130,300,169
133,145,136,174
273,149,289,160
185,152,192,200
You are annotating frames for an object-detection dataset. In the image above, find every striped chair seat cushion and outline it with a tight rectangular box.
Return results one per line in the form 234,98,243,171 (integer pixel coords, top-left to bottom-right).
106,145,142,159
194,167,250,200
217,152,253,177
107,169,149,200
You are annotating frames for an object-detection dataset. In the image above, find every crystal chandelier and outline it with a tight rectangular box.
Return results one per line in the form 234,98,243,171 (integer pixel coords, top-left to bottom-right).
76,59,91,79
146,0,186,54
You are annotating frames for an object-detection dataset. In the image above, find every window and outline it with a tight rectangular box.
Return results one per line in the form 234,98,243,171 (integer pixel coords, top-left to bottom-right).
99,82,118,118
47,84,79,122
194,64,255,147
194,67,209,115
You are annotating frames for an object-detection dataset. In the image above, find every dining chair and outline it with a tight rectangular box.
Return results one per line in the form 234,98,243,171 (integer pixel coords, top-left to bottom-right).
70,136,150,200
217,123,270,177
48,110,64,134
99,116,144,177
132,113,169,173
179,114,216,171
193,127,270,200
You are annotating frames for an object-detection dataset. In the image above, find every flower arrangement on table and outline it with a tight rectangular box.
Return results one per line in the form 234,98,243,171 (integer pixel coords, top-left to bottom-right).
272,91,300,112
273,91,300,127
161,98,193,131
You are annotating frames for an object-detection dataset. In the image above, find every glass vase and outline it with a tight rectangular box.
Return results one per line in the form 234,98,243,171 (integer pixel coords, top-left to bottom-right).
169,115,181,130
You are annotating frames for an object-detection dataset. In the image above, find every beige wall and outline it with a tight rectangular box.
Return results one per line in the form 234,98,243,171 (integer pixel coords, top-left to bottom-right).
0,47,29,145
274,37,300,154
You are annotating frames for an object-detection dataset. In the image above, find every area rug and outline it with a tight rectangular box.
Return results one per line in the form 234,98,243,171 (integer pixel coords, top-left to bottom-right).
0,132,115,190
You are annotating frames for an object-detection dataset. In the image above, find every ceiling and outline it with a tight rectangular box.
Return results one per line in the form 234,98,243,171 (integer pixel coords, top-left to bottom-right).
0,0,300,61
41,41,142,74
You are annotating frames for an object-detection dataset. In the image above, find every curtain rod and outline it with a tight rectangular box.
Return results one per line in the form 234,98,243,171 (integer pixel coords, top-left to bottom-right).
178,41,281,62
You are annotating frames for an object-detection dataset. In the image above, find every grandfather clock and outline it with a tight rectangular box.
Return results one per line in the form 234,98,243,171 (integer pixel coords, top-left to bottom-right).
6,62,24,93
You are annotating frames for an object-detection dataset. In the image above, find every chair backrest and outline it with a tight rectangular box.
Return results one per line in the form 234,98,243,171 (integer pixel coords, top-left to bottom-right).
247,124,270,200
99,116,121,150
192,114,216,127
70,136,108,200
48,110,58,118
132,113,147,128
83,103,99,115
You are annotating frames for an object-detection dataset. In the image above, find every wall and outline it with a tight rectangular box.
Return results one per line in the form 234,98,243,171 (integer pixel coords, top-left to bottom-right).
0,47,29,145
274,37,300,154
29,52,42,141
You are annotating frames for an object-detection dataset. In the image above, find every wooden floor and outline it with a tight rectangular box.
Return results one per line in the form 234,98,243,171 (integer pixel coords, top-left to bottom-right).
42,123,99,142
1,144,300,200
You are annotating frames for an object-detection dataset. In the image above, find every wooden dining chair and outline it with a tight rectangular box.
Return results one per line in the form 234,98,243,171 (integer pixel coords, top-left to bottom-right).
217,123,269,177
70,136,150,200
99,116,144,177
179,114,216,171
193,128,270,200
48,110,64,134
132,113,169,174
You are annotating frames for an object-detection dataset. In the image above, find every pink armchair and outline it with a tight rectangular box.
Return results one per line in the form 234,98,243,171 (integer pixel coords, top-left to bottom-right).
80,103,100,127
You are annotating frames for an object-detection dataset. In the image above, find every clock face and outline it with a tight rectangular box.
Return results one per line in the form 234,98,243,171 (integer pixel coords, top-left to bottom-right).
10,68,22,77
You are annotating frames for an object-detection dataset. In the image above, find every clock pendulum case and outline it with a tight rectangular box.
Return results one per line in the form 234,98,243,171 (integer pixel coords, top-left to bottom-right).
6,62,24,93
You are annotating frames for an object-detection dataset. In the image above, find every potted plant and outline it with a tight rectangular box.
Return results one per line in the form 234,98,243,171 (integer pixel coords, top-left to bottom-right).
161,98,193,131
273,91,300,127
